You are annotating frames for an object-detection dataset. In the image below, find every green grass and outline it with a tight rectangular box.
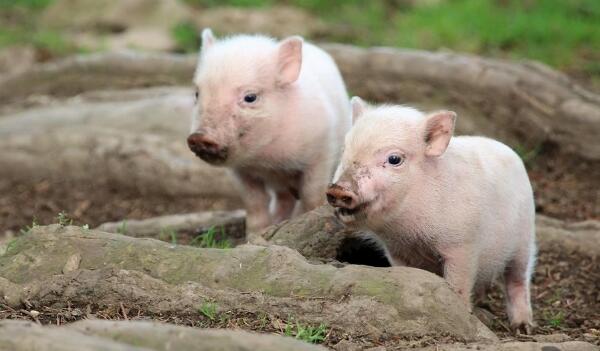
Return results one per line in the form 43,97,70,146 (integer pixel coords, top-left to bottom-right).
1,0,599,82
389,0,600,69
284,321,328,344
182,0,600,77
116,221,128,235
183,0,272,7
5,238,18,253
546,311,565,328
159,227,178,245
19,218,38,235
199,302,218,320
56,211,73,226
0,0,53,10
190,226,232,249
514,143,543,167
0,27,71,54
0,0,75,56
171,22,199,53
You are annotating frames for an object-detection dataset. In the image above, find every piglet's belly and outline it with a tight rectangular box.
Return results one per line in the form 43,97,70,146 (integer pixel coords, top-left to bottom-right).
391,243,444,277
240,167,303,197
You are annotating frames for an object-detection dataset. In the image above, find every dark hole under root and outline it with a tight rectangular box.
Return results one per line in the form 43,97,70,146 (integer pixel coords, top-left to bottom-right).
336,236,391,267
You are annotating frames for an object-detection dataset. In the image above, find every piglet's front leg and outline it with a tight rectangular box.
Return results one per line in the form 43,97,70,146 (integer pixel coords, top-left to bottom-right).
273,191,297,223
234,172,271,235
299,156,334,213
440,244,477,311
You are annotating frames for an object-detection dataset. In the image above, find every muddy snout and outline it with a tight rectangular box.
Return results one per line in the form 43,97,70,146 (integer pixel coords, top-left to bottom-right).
187,133,228,164
326,183,359,210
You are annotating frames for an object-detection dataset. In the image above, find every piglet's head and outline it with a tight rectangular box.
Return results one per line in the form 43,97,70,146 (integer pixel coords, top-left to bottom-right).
327,96,456,224
187,28,303,166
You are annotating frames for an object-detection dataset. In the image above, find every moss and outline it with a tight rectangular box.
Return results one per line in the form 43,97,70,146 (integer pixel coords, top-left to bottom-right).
353,276,400,306
215,247,273,292
0,232,64,284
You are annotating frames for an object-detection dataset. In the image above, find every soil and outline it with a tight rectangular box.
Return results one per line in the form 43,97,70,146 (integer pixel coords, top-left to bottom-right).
486,244,599,344
528,146,600,222
0,177,239,235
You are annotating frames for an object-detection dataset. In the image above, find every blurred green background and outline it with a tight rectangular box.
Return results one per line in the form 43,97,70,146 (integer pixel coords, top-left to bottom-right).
1,0,599,88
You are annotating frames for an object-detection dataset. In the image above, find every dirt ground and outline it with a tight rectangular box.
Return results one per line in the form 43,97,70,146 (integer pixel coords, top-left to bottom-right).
0,177,239,234
0,148,599,347
487,244,599,343
528,148,600,222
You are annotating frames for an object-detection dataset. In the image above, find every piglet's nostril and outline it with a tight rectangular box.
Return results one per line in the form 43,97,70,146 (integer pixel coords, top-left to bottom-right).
187,133,218,151
187,133,205,147
203,141,219,150
326,193,336,205
326,185,358,209
186,133,228,163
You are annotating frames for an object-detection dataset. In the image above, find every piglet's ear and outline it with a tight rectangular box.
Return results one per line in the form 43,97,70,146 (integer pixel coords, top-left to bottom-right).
424,111,456,157
277,36,303,86
201,28,216,53
350,96,367,125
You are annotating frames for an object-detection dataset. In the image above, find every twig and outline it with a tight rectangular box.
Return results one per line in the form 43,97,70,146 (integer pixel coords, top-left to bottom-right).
120,302,128,320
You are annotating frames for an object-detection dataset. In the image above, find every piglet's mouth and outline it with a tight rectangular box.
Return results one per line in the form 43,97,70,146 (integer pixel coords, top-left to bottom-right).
196,152,228,165
334,202,369,223
189,145,229,165
337,206,361,216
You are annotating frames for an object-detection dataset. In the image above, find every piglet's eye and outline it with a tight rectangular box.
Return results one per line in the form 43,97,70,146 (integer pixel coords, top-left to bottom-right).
194,90,199,102
244,93,258,103
387,154,403,166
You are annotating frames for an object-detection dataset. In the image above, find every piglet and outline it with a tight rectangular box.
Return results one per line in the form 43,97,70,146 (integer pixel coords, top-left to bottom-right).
327,97,536,332
188,29,350,233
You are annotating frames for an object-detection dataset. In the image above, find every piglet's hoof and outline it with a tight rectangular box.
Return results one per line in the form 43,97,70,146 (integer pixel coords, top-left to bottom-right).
512,322,536,336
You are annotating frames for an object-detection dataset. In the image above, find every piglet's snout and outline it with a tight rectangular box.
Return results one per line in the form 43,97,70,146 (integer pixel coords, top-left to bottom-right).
187,132,228,164
326,183,359,209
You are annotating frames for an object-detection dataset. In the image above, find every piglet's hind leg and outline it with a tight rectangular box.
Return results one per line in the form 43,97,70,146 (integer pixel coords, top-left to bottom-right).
504,250,535,334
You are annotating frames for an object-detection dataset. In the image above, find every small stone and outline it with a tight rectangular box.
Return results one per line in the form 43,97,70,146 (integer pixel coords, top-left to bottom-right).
333,339,362,351
62,253,82,274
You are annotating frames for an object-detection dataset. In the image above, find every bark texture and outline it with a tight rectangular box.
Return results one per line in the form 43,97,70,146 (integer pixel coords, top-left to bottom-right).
0,87,236,198
0,225,496,343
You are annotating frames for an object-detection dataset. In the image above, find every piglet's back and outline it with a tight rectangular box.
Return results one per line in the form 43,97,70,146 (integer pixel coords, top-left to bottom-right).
445,136,529,182
298,43,350,137
443,135,534,280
